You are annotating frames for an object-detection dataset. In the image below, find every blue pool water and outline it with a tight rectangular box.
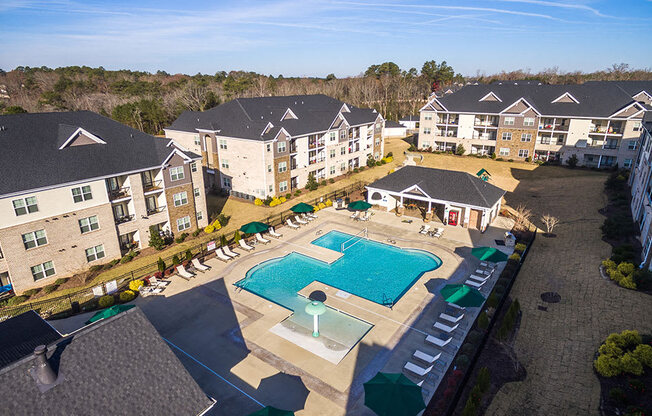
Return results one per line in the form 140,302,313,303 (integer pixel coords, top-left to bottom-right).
236,230,442,309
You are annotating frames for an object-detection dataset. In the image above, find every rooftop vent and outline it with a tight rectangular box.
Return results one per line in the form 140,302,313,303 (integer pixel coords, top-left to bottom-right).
0,125,6,131
29,345,64,393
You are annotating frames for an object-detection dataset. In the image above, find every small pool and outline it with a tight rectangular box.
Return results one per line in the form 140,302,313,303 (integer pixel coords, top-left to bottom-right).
236,230,442,308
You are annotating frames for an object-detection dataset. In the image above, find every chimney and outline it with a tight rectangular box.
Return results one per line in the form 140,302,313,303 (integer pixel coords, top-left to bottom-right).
29,345,64,392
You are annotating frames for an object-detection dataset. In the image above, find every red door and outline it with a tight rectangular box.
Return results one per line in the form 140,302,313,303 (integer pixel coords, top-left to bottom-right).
448,210,459,226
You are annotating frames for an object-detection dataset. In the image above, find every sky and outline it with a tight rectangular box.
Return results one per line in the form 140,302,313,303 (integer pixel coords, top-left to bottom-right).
0,0,651,77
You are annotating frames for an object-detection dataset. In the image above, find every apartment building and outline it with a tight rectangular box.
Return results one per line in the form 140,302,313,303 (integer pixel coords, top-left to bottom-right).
418,81,651,167
629,111,652,269
0,111,208,294
164,94,384,200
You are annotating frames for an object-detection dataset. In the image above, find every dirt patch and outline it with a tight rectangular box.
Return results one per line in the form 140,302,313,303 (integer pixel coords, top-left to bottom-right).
597,370,652,415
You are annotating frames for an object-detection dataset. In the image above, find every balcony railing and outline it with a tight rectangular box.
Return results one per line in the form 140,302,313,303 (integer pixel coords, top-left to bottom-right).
143,180,163,193
109,187,130,200
114,214,135,225
146,206,166,215
474,120,498,127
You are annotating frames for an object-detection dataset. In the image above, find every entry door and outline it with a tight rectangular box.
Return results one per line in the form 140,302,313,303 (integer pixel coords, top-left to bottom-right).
448,210,459,226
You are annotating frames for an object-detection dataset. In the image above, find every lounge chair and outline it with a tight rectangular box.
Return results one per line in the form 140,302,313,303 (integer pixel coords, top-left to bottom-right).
413,350,441,364
475,268,493,276
268,227,283,238
419,225,431,235
301,213,314,222
426,333,452,347
350,212,359,220
469,274,489,283
149,276,171,287
191,258,210,272
238,239,255,251
403,361,434,377
465,279,486,288
434,321,459,333
286,218,300,229
295,215,308,225
256,233,270,244
431,227,443,238
307,212,317,219
480,261,494,268
140,286,164,297
176,265,195,279
360,212,371,221
439,305,464,323
223,245,239,258
216,247,232,262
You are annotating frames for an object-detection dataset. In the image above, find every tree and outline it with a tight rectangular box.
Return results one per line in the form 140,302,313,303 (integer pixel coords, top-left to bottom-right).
455,144,466,155
326,73,336,81
305,172,318,191
541,214,559,234
365,62,400,79
149,225,166,250
567,154,578,168
3,105,27,114
514,204,533,231
421,60,455,88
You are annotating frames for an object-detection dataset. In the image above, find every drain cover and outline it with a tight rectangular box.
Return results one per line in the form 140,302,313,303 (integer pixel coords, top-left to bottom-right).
540,292,561,303
537,305,548,311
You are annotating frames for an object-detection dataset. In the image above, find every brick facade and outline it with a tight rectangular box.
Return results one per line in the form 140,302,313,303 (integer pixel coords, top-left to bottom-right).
496,127,537,159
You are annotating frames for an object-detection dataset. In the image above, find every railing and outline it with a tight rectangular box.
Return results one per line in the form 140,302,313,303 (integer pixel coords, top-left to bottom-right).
109,187,130,200
146,206,166,215
114,214,135,225
143,180,163,192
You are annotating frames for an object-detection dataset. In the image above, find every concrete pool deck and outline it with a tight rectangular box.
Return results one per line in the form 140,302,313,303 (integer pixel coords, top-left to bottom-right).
49,207,514,415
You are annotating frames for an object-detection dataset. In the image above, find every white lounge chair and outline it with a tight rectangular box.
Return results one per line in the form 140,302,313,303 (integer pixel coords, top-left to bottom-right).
238,239,255,251
434,321,459,333
140,286,164,297
350,212,359,220
216,247,232,262
469,274,489,283
419,225,431,235
149,276,170,287
286,218,300,229
256,233,270,244
268,227,283,238
307,212,317,219
465,279,486,288
360,212,371,221
439,305,464,323
413,350,441,364
176,265,195,279
191,258,210,272
480,261,494,268
426,333,452,347
475,268,493,276
223,245,239,258
432,227,443,238
301,213,314,222
404,361,433,377
295,215,308,225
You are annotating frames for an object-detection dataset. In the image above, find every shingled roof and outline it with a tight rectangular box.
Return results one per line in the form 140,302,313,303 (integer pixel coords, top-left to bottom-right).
0,308,214,416
167,94,381,140
0,111,201,197
367,166,505,209
0,311,62,368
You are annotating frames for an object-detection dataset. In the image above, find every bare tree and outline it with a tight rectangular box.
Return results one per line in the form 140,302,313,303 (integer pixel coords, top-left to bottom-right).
540,214,559,235
514,204,533,231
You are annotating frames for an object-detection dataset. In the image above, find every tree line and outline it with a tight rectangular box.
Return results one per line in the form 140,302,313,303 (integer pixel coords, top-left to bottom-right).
0,62,649,135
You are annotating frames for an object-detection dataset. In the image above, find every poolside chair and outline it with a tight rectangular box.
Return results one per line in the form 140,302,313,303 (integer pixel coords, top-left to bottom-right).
140,286,164,297
268,227,283,238
191,258,210,272
469,274,489,283
433,320,459,333
403,361,434,377
216,247,232,262
148,276,170,288
480,261,494,268
350,211,359,220
439,305,464,323
223,245,239,258
419,225,431,235
286,218,300,229
360,212,371,221
465,279,486,288
238,239,255,251
413,350,441,364
431,227,444,238
426,333,452,347
301,213,314,222
295,215,308,225
256,233,271,244
176,265,195,279
307,212,318,219
475,268,493,276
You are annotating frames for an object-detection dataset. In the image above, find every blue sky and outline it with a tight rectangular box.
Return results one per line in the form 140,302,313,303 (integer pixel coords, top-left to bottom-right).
1,0,651,77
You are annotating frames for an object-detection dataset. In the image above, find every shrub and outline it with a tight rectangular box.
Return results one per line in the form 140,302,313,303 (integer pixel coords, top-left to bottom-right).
7,295,28,306
508,159,514,162
629,378,645,394
461,343,475,356
24,288,40,297
157,257,166,273
486,292,499,309
354,167,360,173
455,144,466,155
43,284,58,294
477,367,491,393
461,398,477,416
305,172,318,191
109,259,120,267
621,353,644,376
602,259,617,271
619,275,637,289
508,253,521,263
595,353,622,377
120,254,132,264
525,156,531,162
469,384,483,404
609,269,625,283
129,279,144,292
294,190,302,196
254,198,263,206
263,196,273,206
192,229,201,237
234,231,241,243
514,243,526,253
375,161,382,166
633,344,652,368
491,152,497,159
185,249,193,261
567,154,578,168
477,312,489,330
89,265,103,272
325,199,333,207
119,290,136,302
279,196,287,203
467,330,483,344
54,278,68,285
329,178,335,184
455,354,470,369
204,224,215,233
633,269,652,290
320,180,327,187
172,255,180,266
617,262,636,276
148,225,166,250
496,157,504,161
285,193,292,199
98,295,115,308
609,387,626,404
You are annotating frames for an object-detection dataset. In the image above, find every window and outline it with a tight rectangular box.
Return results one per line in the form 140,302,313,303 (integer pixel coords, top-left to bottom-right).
504,117,515,126
501,132,512,141
190,162,197,172
266,143,271,152
340,130,346,140
423,128,431,135
330,165,336,175
22,230,47,250
194,135,201,146
169,166,184,181
628,140,638,151
173,191,188,207
223,177,231,187
219,139,227,149
424,113,432,120
521,133,532,142
523,117,535,127
194,187,200,197
266,164,272,173
340,162,347,171
221,159,229,169
31,261,55,281
85,245,105,262
71,185,92,203
268,185,273,193
539,136,550,145
277,141,286,152
197,211,203,221
278,161,287,173
329,149,336,158
556,136,565,145
633,122,642,132
623,159,633,168
79,216,99,233
279,180,288,192
518,149,529,158
499,148,510,156
177,216,191,231
340,147,346,155
12,196,38,216
329,132,336,142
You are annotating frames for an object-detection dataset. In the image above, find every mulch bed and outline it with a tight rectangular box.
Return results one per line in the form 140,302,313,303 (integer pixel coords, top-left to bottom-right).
597,370,651,415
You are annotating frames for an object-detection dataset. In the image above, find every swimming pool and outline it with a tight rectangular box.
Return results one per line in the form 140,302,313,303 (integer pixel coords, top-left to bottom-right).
236,230,442,308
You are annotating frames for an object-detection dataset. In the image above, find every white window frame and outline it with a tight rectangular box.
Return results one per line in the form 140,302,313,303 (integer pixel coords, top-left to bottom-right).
521,133,532,142
277,141,287,152
176,215,191,231
197,211,203,221
502,132,512,141
22,229,48,250
79,215,99,234
219,138,227,150
499,147,510,156
628,140,638,151
190,162,197,173
173,191,188,207
266,143,271,152
279,180,288,192
71,185,93,203
340,162,347,171
623,159,633,168
169,166,185,181
523,117,535,127
424,113,432,121
329,132,336,142
278,161,287,173
194,135,201,146
329,149,336,158
194,187,200,197
504,117,515,126
85,244,105,262
423,127,431,135
221,159,229,169
340,147,346,155
518,149,529,158
31,261,55,281
223,177,231,188
12,196,38,216
330,165,336,175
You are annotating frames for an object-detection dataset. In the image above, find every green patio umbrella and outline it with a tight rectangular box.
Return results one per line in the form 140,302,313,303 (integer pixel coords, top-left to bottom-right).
471,246,509,263
348,200,372,211
85,304,135,324
247,406,294,416
440,284,486,308
290,202,314,213
240,221,270,234
364,372,426,416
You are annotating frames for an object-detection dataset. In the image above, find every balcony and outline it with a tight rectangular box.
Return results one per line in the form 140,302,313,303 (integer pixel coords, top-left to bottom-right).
146,206,166,215
143,180,163,193
309,157,325,165
114,214,135,225
474,117,498,127
108,187,130,201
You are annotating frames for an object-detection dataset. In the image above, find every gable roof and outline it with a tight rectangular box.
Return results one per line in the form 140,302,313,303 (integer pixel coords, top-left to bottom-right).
0,111,201,197
0,311,62,368
399,115,420,122
367,166,505,209
167,94,381,140
0,308,214,416
384,120,404,128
